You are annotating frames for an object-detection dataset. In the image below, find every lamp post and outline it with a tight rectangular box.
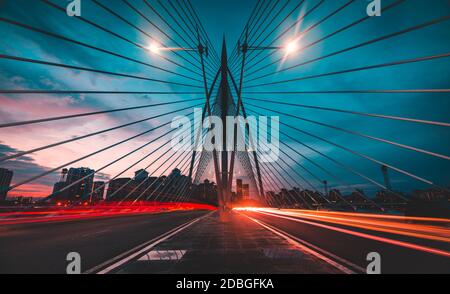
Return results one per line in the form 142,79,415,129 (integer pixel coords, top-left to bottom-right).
147,32,301,210
146,29,225,211
228,32,301,204
237,37,300,56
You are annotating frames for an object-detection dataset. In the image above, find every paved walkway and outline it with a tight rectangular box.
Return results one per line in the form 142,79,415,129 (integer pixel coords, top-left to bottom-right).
117,211,341,274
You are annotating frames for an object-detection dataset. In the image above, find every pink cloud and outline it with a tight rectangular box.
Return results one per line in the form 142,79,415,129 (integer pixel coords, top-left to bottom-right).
0,94,182,198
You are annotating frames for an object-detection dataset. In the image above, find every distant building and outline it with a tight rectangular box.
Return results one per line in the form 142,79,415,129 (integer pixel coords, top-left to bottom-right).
191,179,218,204
148,177,158,185
101,169,211,203
346,189,367,204
280,188,288,203
106,171,162,201
12,196,33,206
161,169,190,198
52,168,68,197
106,178,132,200
231,191,237,202
134,169,149,183
291,187,304,203
375,190,402,204
169,168,182,178
329,189,343,203
92,181,105,201
242,184,250,200
266,191,276,203
51,168,94,202
412,188,449,201
0,168,13,201
236,179,243,200
65,167,95,201
52,181,66,198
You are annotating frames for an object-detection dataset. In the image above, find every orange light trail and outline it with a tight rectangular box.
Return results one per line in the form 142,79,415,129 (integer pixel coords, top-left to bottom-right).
235,208,450,258
284,209,450,223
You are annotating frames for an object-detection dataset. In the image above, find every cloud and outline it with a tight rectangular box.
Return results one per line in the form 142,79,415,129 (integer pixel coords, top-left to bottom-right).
0,142,56,197
0,142,113,197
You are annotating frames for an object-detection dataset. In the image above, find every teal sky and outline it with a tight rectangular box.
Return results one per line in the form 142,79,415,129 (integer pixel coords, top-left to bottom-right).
0,0,449,198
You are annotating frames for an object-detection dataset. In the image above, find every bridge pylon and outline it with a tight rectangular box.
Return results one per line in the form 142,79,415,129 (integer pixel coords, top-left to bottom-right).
190,36,265,212
218,37,231,210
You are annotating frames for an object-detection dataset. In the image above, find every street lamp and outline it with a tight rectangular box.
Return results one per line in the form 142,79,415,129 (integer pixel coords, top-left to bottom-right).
238,38,301,56
145,30,224,209
148,42,162,55
285,39,299,56
228,31,303,199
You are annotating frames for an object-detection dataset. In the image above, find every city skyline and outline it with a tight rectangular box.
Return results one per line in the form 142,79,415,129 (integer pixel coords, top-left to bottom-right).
2,162,448,210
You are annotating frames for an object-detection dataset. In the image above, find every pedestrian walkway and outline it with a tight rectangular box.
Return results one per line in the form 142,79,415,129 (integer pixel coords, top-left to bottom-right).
116,211,341,274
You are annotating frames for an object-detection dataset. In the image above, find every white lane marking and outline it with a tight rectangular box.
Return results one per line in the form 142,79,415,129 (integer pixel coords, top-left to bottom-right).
138,250,187,261
255,210,450,258
242,213,362,274
87,211,214,274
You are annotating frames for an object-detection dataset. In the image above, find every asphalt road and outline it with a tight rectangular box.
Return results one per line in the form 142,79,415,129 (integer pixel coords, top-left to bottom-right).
240,209,450,274
2,207,448,274
0,210,209,274
114,210,344,274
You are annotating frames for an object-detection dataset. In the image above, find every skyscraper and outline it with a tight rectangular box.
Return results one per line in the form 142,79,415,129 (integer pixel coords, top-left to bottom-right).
381,165,392,191
64,167,95,201
106,178,133,200
0,168,13,201
52,168,68,199
242,184,250,200
236,179,243,200
92,181,105,201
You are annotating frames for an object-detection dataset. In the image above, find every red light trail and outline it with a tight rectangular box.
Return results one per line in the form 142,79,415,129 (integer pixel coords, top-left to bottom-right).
236,208,450,258
0,202,216,226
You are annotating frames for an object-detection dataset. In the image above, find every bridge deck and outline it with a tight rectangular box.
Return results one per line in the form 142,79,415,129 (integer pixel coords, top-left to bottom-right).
116,211,342,274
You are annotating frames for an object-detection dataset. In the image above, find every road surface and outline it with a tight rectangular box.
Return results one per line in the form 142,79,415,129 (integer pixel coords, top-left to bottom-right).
0,210,209,274
1,207,449,274
238,208,450,274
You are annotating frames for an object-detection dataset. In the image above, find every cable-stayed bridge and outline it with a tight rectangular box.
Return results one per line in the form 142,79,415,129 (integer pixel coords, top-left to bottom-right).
0,0,449,274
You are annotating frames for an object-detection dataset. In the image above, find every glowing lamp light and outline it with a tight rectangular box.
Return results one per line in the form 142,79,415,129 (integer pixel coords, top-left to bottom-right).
148,43,162,54
285,40,299,55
